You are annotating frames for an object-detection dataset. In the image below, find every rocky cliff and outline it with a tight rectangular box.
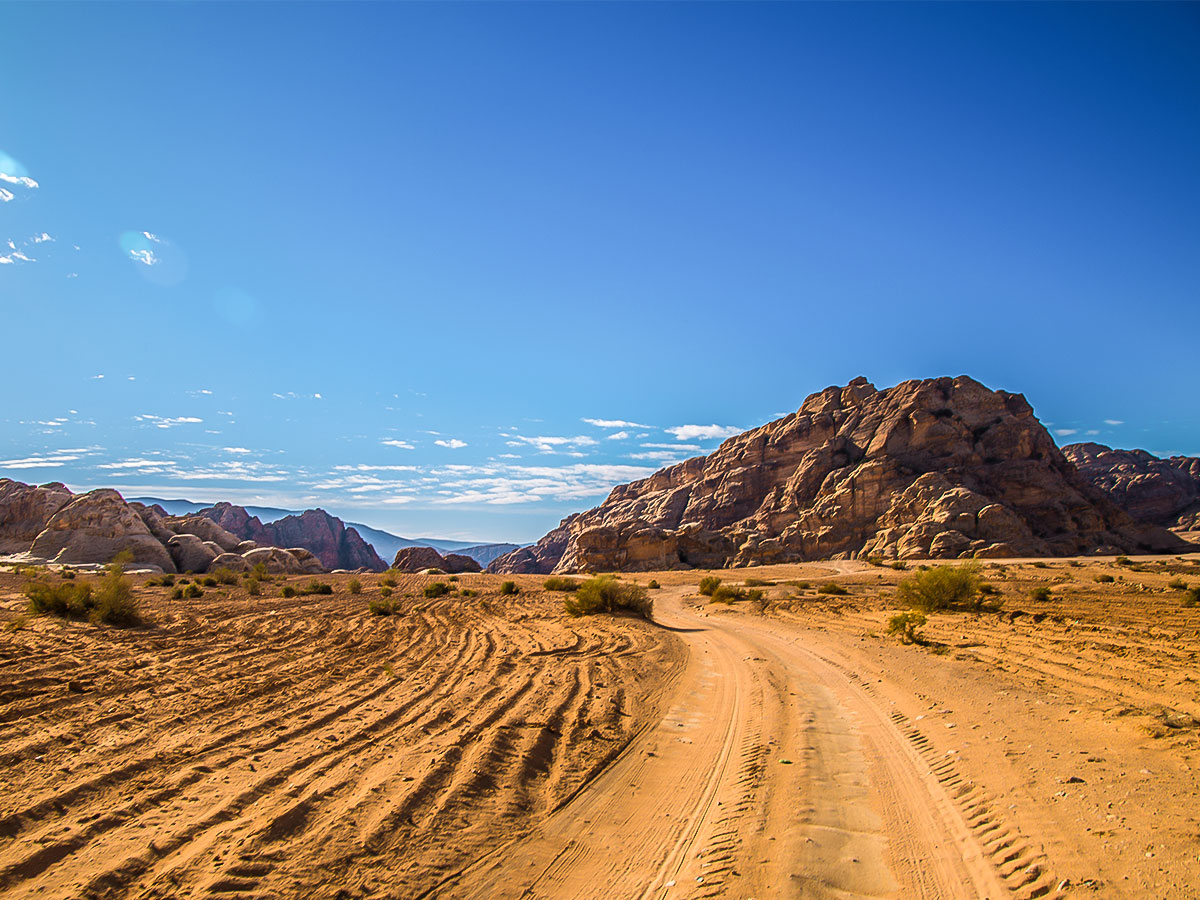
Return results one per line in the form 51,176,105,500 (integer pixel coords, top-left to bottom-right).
493,376,1188,574
197,504,386,571
1064,443,1200,532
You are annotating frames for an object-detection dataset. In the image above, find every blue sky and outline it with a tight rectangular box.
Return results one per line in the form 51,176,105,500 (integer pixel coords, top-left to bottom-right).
2,2,1197,542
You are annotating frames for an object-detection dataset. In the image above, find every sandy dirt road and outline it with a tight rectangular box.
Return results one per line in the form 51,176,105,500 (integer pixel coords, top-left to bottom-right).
437,586,1056,900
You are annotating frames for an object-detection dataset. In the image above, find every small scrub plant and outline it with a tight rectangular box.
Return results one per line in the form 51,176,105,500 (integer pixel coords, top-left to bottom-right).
1031,561,1048,569
211,567,238,586
380,570,398,588
172,583,203,600
887,611,927,645
246,577,262,597
543,576,581,592
564,575,652,619
91,556,140,626
865,555,884,567
369,596,399,616
460,588,478,598
281,585,297,598
25,580,93,619
1094,574,1115,583
379,586,394,598
1115,556,1132,566
647,579,660,590
791,581,811,590
252,563,269,581
200,576,218,588
1182,588,1200,609
1167,577,1189,591
978,582,999,596
61,569,77,580
499,581,519,596
423,581,450,599
890,561,908,571
698,576,722,596
1029,586,1052,602
896,562,983,612
817,583,849,596
348,577,362,595
301,581,334,596
743,577,775,587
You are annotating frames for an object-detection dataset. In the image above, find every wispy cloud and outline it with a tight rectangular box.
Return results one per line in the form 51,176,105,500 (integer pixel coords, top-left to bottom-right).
0,172,39,190
664,424,743,441
505,434,597,454
0,454,81,469
272,391,322,401
606,431,631,441
223,447,252,454
134,414,204,429
1104,419,1124,426
582,417,651,429
1054,428,1078,437
434,438,468,449
641,442,702,451
428,462,655,506
381,439,415,450
629,450,695,462
129,249,158,266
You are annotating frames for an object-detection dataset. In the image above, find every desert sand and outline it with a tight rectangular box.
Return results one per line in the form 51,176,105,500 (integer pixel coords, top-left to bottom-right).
2,556,1200,898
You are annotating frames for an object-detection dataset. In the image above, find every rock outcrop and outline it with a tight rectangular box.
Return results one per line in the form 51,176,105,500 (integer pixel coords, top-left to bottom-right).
504,377,1188,574
163,515,243,552
1064,443,1200,532
197,505,385,571
392,546,482,574
29,489,177,572
166,533,219,573
0,480,73,553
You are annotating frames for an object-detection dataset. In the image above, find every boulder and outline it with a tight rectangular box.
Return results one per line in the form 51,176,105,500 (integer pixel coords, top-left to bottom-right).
164,515,243,552
167,533,219,574
0,479,73,553
241,546,324,575
30,489,177,572
393,546,450,573
442,553,483,574
129,501,176,544
284,547,326,574
210,552,252,573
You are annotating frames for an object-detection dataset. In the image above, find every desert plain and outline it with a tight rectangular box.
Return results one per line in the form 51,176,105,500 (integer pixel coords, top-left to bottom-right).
2,554,1199,900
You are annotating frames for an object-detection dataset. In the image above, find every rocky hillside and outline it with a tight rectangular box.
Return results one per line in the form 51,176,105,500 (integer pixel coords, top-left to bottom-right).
0,480,364,574
490,376,1188,574
199,503,385,571
1064,443,1200,532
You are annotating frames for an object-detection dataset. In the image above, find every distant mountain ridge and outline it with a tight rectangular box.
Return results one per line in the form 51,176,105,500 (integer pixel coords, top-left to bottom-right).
129,497,516,565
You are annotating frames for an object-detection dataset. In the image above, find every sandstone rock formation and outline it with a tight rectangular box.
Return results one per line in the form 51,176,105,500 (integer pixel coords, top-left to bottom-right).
393,546,482,574
29,489,177,572
496,377,1188,574
0,480,73,553
242,546,324,575
198,505,385,571
166,533,219,574
1064,443,1200,532
163,515,243,552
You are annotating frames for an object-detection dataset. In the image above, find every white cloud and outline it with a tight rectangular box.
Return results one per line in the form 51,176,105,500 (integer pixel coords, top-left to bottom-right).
142,231,161,242
129,249,158,266
0,172,38,189
272,391,321,401
0,188,13,203
332,464,418,472
134,414,203,429
1054,428,1078,437
223,447,252,454
97,458,176,470
641,442,702,451
1086,430,1100,436
582,418,651,429
606,431,630,440
505,434,597,454
92,374,105,379
0,249,35,264
629,450,694,462
30,232,53,243
0,454,80,469
381,439,415,450
665,424,743,441
435,438,468,449
1104,419,1124,426
427,462,655,506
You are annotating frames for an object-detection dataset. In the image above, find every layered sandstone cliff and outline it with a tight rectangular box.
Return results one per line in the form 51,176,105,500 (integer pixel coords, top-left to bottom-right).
490,376,1187,574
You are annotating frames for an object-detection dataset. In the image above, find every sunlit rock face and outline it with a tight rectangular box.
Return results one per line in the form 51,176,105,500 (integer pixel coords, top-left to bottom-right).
496,376,1188,574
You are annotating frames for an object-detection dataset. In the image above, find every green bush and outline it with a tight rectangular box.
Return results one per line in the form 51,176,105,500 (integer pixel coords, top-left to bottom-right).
1094,574,1115,583
499,581,518,596
281,585,297,598
710,584,741,604
91,559,139,626
211,567,238,586
698,576,722,596
564,576,652,619
1031,561,1048,569
369,596,398,616
25,581,93,618
647,579,660,590
381,570,398,588
423,581,450,598
379,586,394,598
172,583,204,599
887,611,927,645
1029,586,1052,602
246,577,262,597
1183,588,1200,608
252,563,269,580
200,576,218,587
1115,556,1132,566
817,583,848,596
543,576,581,592
301,581,334,596
460,588,478,597
896,562,982,612
890,561,908,571
348,577,362,595
743,577,774,587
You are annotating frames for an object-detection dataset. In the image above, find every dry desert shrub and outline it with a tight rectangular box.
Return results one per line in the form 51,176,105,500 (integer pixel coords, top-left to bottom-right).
896,562,984,612
543,576,580,592
564,575,652,619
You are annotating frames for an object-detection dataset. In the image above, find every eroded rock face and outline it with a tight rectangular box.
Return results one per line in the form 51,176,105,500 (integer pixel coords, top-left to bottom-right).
30,489,177,572
392,546,481,574
166,533,219,574
198,505,385,572
1064,443,1200,531
164,515,243,552
513,376,1187,574
0,480,73,553
488,515,578,574
242,547,315,575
